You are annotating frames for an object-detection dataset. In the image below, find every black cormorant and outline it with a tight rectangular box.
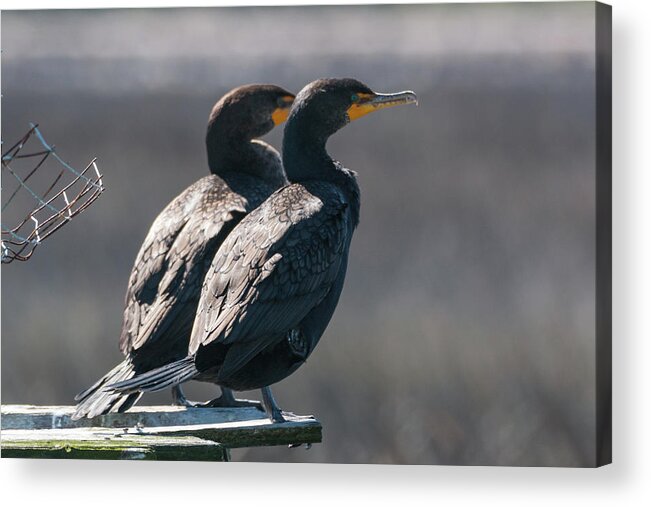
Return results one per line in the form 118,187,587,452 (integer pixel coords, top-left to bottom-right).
72,84,295,419
109,78,417,422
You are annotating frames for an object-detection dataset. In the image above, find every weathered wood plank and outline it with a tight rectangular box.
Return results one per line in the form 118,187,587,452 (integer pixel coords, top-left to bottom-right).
2,428,229,461
1,405,322,452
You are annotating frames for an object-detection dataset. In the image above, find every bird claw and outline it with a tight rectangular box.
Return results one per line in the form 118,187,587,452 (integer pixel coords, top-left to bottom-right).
270,409,299,423
270,411,286,423
174,398,202,408
198,396,264,410
171,388,197,408
172,386,263,410
288,443,312,450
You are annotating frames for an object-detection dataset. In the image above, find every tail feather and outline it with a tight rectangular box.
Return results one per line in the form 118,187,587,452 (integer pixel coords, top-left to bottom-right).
108,356,198,395
72,359,142,420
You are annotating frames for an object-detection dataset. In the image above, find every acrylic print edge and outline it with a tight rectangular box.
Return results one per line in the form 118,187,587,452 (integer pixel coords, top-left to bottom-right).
595,0,612,468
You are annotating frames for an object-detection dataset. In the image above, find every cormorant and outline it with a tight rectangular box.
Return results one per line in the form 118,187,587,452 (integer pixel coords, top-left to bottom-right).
72,84,295,419
109,78,417,422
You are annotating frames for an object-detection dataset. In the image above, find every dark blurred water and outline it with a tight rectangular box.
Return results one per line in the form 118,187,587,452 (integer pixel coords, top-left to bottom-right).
1,3,597,466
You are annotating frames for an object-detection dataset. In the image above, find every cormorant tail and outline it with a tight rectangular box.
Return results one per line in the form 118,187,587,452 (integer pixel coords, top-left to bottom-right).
72,359,143,420
108,356,198,395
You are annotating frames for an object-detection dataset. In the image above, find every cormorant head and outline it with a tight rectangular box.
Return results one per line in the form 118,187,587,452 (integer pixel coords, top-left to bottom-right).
206,84,295,178
207,84,295,142
286,78,418,142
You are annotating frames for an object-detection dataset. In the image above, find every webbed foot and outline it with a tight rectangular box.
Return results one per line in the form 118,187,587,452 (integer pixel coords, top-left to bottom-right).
198,393,263,410
172,385,197,407
172,385,263,410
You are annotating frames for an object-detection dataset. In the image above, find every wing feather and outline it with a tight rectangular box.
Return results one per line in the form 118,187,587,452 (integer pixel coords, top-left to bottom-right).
189,182,351,363
119,175,249,354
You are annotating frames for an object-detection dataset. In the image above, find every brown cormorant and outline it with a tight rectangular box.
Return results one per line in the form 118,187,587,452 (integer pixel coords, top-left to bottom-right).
72,84,295,419
109,78,417,422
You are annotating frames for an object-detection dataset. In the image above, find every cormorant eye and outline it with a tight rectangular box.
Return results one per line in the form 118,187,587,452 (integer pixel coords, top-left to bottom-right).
276,97,286,107
351,93,360,103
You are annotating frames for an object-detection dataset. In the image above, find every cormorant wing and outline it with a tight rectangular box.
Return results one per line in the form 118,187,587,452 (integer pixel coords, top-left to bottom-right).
189,182,350,377
119,175,247,354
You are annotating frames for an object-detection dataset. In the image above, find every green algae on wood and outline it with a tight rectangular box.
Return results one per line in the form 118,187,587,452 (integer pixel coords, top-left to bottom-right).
1,429,229,461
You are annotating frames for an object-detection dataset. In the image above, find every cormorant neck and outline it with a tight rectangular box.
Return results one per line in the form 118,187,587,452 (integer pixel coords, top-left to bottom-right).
206,129,254,174
283,118,361,228
206,126,285,187
283,120,340,183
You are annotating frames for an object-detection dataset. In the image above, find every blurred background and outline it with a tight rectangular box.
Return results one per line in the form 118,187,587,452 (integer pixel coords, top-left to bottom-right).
1,3,596,466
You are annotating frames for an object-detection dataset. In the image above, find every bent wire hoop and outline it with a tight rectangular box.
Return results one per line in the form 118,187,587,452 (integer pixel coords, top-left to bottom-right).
1,124,106,263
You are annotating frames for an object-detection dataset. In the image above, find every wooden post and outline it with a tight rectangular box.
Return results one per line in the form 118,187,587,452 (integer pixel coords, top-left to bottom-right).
1,405,322,461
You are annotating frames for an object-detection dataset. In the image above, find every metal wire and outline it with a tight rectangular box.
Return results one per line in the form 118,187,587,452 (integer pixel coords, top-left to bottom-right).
1,125,106,263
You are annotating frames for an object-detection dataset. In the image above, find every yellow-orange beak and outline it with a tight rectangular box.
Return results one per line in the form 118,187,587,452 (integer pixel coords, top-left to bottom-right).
272,95,295,125
347,90,418,122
